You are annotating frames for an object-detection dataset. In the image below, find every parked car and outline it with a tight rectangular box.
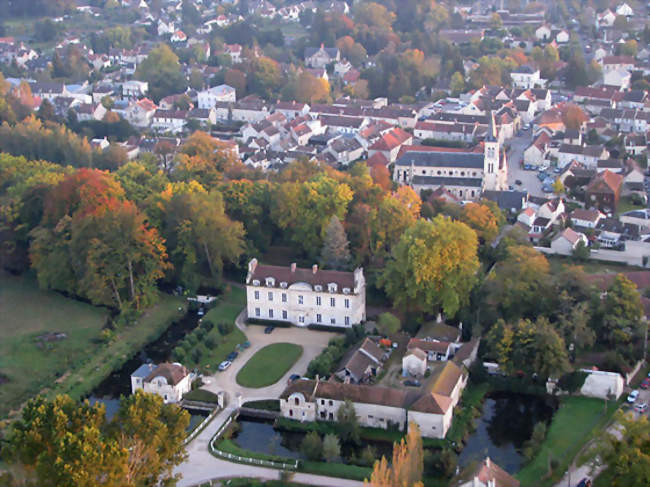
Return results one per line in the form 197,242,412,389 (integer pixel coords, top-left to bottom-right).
640,378,650,389
553,167,562,174
634,402,648,413
241,341,251,349
523,123,530,130
218,360,232,371
627,390,639,403
543,185,554,193
577,478,592,487
226,351,238,361
523,164,532,170
404,380,421,387
515,179,522,185
288,374,301,384
264,326,275,334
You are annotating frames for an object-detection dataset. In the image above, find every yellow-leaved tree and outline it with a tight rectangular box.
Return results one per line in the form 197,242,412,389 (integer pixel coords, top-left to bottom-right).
366,423,424,487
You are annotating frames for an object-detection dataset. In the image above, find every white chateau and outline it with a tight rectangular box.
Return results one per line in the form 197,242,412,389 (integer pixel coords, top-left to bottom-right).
245,259,366,328
393,112,508,200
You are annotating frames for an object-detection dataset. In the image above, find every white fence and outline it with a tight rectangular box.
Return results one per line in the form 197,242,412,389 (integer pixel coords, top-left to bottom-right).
208,410,300,471
183,406,220,446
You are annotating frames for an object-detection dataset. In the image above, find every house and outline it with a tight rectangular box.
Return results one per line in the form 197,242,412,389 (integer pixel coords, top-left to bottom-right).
224,44,242,63
197,84,236,108
368,127,413,163
336,338,385,384
304,44,340,68
152,109,187,133
280,360,467,439
601,55,635,73
595,9,616,29
170,30,187,43
603,69,631,89
402,348,428,377
245,259,366,328
324,135,364,165
407,338,453,362
482,190,528,215
569,208,604,229
550,228,588,254
122,80,149,98
275,101,310,120
394,113,508,200
452,457,520,487
510,65,545,89
557,144,609,169
524,132,551,166
75,102,107,122
125,97,157,128
535,24,552,41
586,170,623,211
130,362,191,404
616,3,634,17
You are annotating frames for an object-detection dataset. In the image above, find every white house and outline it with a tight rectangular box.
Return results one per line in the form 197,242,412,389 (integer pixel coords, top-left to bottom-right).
152,109,187,133
122,80,149,98
245,259,366,328
615,3,634,17
402,349,428,377
550,227,588,255
453,457,520,487
535,24,552,41
197,84,236,109
125,97,157,128
510,65,545,89
130,362,191,403
569,208,604,228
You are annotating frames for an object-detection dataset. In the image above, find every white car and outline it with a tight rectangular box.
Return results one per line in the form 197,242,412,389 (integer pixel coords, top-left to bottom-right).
218,360,232,371
627,390,639,403
634,402,648,413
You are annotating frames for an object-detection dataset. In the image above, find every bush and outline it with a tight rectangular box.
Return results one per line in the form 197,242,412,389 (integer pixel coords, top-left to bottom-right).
308,324,349,333
217,321,235,335
242,399,280,412
359,445,377,467
557,371,588,395
183,388,220,403
246,318,292,328
523,422,547,461
377,313,401,335
301,431,323,461
322,434,341,462
200,319,215,332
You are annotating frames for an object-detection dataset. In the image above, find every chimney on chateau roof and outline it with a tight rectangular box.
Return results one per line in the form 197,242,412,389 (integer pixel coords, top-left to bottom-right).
290,262,296,273
312,264,318,274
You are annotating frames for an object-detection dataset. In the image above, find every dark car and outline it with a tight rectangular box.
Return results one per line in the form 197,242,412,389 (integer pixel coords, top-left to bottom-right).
288,374,301,384
515,179,522,185
404,380,421,387
241,341,251,349
641,378,650,389
577,478,592,487
226,351,238,361
264,326,275,334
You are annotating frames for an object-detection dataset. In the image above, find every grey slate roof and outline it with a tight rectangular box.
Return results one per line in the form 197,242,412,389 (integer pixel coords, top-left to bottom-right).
396,151,484,169
131,363,156,378
412,175,483,187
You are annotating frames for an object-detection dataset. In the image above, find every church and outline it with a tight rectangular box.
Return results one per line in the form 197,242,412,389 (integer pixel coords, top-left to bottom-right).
392,112,508,201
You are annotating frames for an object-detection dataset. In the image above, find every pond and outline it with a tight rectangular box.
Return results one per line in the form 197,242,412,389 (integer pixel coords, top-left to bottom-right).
233,416,393,462
458,392,557,474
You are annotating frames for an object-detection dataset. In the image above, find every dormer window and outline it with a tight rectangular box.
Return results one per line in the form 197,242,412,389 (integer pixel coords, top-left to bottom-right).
265,277,275,287
314,285,323,292
252,279,260,286
280,282,288,289
328,283,338,293
343,288,351,295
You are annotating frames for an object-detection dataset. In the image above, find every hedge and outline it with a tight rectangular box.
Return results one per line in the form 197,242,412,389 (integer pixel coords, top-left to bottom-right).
246,318,292,328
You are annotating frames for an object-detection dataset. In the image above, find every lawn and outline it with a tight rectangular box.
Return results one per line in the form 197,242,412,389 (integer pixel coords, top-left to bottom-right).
182,286,247,373
0,270,186,419
0,272,108,418
236,343,303,388
516,396,620,487
546,255,642,274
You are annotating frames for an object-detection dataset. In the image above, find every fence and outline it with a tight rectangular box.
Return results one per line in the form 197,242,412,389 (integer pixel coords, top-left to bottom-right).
208,409,300,471
183,407,220,446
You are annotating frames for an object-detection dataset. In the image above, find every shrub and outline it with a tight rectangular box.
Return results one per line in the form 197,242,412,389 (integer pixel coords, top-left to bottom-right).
195,328,206,341
218,321,235,335
200,319,215,332
204,335,217,349
301,431,323,461
377,312,401,335
359,445,377,467
557,371,588,395
322,434,341,462
523,422,547,461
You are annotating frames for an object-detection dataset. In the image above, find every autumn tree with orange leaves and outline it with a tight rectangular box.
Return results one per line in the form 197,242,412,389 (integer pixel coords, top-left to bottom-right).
366,423,424,487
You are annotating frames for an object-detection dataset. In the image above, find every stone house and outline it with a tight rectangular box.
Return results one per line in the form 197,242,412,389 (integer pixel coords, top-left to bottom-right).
336,337,385,384
452,457,520,487
304,45,340,68
245,259,366,328
586,170,623,211
130,362,191,403
550,227,588,255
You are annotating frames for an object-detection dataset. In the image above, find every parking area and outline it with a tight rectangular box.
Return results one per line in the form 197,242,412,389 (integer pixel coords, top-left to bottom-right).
506,129,545,198
626,376,650,418
202,312,336,402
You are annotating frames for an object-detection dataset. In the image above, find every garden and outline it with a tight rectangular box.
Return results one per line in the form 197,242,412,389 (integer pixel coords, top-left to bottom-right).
236,343,304,388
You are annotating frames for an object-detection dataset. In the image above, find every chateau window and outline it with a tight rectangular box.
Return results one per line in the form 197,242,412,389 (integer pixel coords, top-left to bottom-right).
331,318,336,324
269,309,274,318
330,297,335,307
282,310,288,319
298,295,304,305
345,299,350,308
268,292,273,301
255,307,260,317
345,316,350,326
317,314,322,323
295,398,300,405
316,296,322,306
254,290,259,300
437,170,441,175
299,316,305,323
282,293,287,303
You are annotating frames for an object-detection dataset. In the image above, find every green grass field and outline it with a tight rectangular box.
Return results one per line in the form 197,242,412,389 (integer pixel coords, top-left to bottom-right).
236,343,303,388
516,396,619,487
0,271,185,419
0,272,108,418
195,286,247,372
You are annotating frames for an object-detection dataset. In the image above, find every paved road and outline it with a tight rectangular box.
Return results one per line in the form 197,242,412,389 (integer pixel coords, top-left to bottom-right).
174,311,358,487
506,130,545,198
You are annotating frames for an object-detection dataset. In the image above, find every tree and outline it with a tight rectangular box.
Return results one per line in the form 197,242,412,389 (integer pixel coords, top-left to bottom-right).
572,240,589,261
135,44,187,102
336,400,360,444
111,390,189,485
377,312,401,335
600,274,643,346
552,178,565,195
368,423,424,487
290,71,330,103
300,432,322,461
320,215,352,270
600,412,650,486
380,216,479,317
562,104,588,131
224,68,247,97
460,202,499,243
322,434,341,462
450,71,465,95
